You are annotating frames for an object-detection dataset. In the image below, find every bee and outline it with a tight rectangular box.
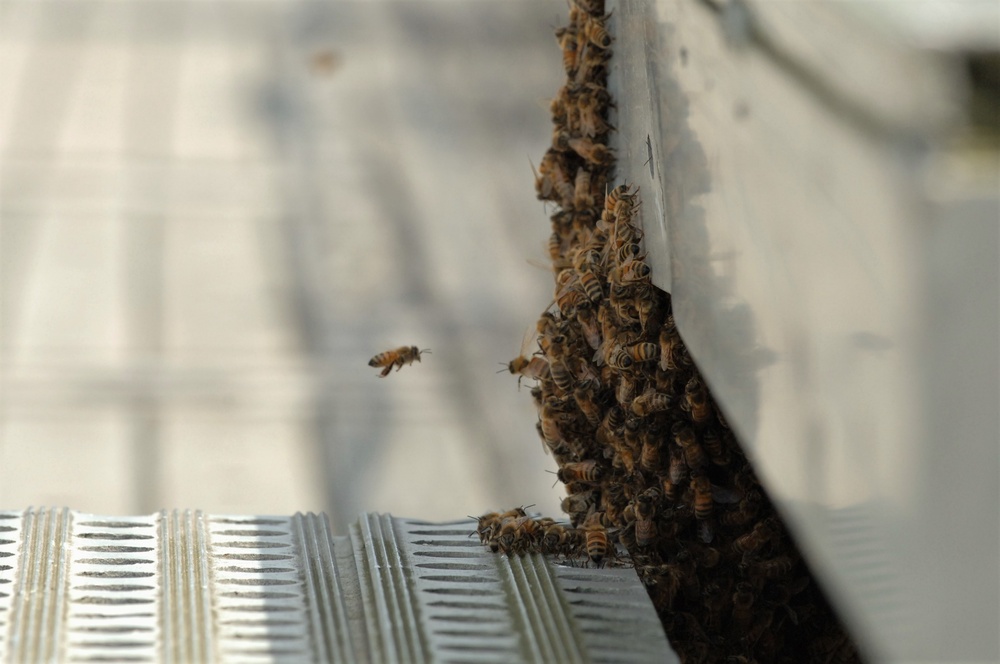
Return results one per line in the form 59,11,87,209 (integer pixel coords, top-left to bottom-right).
631,389,671,416
606,346,634,370
560,490,597,524
568,137,612,166
504,355,550,385
692,475,713,520
573,380,603,427
555,283,586,317
539,148,575,202
703,429,731,467
616,375,639,407
549,358,575,394
556,28,579,75
731,582,755,635
605,183,637,215
573,168,593,209
500,515,543,556
658,317,687,371
641,564,682,609
634,488,660,547
369,346,430,377
609,260,651,285
683,375,712,423
576,310,601,351
733,518,780,556
674,424,706,472
581,512,609,566
473,507,528,550
615,241,643,266
749,555,795,581
624,342,660,364
556,460,602,485
542,522,583,556
639,437,662,474
576,270,603,304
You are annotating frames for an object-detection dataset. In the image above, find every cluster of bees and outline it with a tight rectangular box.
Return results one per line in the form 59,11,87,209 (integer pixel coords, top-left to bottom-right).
472,506,608,562
474,0,865,662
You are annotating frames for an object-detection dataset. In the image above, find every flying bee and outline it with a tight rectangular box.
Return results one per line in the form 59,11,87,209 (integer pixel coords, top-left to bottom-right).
568,137,612,166
368,346,430,377
631,389,671,417
503,355,550,385
556,460,602,485
692,475,713,521
573,380,602,427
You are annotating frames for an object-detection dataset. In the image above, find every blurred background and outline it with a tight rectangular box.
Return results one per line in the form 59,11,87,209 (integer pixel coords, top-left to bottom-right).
0,0,570,529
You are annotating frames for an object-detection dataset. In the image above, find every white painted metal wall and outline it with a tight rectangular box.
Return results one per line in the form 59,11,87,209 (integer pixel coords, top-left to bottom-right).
609,0,999,661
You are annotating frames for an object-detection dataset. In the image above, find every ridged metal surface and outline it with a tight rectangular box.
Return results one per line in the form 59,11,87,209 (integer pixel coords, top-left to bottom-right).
0,509,674,662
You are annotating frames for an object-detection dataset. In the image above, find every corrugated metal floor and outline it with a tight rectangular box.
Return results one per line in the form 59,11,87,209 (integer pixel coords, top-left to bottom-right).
0,0,567,529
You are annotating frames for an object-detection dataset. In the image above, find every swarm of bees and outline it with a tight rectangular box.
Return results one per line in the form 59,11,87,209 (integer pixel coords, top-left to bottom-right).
368,345,430,377
478,0,864,661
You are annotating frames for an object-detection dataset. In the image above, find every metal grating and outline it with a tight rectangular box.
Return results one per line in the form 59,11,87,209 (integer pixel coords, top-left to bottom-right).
0,509,675,663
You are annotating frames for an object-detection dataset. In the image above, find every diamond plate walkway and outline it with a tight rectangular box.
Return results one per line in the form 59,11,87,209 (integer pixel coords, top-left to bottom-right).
0,508,674,663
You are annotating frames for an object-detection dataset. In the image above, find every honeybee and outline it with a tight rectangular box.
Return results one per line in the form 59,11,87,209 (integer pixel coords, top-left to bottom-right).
731,582,755,635
577,307,602,350
504,355,550,385
369,346,430,377
581,512,609,566
556,28,579,75
683,375,712,423
631,389,671,417
692,475,713,521
577,270,603,304
605,183,637,215
557,460,602,485
498,515,543,556
674,424,706,472
609,260,651,285
605,346,634,370
733,518,780,556
639,437,662,474
537,148,575,203
474,506,528,551
568,137,612,166
555,283,586,317
573,168,593,209
634,488,660,547
624,342,659,364
749,555,795,580
560,490,597,523
542,522,583,556
573,380,603,427
549,358,575,394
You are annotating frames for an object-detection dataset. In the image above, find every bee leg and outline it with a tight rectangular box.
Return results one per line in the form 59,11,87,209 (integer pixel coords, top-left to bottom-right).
380,365,393,377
